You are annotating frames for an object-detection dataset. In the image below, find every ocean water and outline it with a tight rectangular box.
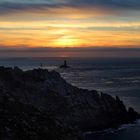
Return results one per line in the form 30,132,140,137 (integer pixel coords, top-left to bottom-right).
0,57,140,140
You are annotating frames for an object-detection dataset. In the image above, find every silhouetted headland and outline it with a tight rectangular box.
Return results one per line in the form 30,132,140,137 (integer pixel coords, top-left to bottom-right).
0,66,139,140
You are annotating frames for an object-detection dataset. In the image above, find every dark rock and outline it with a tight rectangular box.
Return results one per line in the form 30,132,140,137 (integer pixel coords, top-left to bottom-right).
128,107,140,122
60,60,70,69
0,94,75,140
0,66,139,140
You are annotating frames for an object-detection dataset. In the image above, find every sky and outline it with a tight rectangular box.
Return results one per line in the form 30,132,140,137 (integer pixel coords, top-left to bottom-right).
0,0,140,57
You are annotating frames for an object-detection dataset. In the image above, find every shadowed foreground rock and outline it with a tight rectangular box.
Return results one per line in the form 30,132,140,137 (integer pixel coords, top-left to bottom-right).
0,66,139,140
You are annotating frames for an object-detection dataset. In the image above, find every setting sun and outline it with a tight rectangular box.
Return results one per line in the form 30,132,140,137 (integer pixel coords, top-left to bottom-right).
53,36,81,47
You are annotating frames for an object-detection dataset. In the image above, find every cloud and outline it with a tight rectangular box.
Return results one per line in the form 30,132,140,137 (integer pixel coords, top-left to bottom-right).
0,0,140,48
0,0,140,16
69,0,140,10
0,46,140,52
0,2,120,21
0,2,59,15
0,47,140,58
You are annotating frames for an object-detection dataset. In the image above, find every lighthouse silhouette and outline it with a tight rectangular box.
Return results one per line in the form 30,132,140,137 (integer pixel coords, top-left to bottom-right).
60,60,70,68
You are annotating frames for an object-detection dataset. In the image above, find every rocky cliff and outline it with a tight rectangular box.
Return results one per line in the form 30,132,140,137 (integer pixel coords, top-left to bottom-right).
0,66,139,140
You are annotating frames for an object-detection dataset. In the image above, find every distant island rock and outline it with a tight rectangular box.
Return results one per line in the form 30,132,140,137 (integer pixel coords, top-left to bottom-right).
0,66,139,140
60,60,70,69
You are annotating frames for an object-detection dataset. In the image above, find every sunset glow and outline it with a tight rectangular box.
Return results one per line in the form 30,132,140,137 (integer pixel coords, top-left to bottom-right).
0,0,140,48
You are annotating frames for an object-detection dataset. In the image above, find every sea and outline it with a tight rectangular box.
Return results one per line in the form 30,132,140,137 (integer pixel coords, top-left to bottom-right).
0,57,140,140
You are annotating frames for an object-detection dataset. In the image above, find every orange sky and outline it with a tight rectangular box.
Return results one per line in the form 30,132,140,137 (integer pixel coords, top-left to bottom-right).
0,2,140,48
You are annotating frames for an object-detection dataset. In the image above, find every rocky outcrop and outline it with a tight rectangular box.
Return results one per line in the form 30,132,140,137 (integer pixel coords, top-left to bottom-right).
0,94,75,140
0,66,139,140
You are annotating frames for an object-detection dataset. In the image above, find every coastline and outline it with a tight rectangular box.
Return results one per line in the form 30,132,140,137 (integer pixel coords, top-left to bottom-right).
84,119,140,135
85,119,140,140
0,66,139,140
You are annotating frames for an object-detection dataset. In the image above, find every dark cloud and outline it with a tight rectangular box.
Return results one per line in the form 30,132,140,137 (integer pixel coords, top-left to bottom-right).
0,0,140,15
0,46,140,52
0,47,140,58
69,0,140,10
0,2,61,14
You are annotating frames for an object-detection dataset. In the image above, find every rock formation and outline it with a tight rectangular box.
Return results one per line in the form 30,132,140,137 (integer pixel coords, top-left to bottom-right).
60,60,70,68
0,66,139,140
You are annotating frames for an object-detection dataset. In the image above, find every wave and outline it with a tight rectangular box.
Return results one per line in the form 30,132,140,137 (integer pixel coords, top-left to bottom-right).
84,119,140,136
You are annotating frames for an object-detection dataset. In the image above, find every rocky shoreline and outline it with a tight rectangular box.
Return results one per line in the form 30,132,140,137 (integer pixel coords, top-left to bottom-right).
0,66,139,140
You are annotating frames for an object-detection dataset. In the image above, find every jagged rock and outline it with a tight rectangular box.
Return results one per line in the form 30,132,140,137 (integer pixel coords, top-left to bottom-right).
0,67,139,140
0,94,76,140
